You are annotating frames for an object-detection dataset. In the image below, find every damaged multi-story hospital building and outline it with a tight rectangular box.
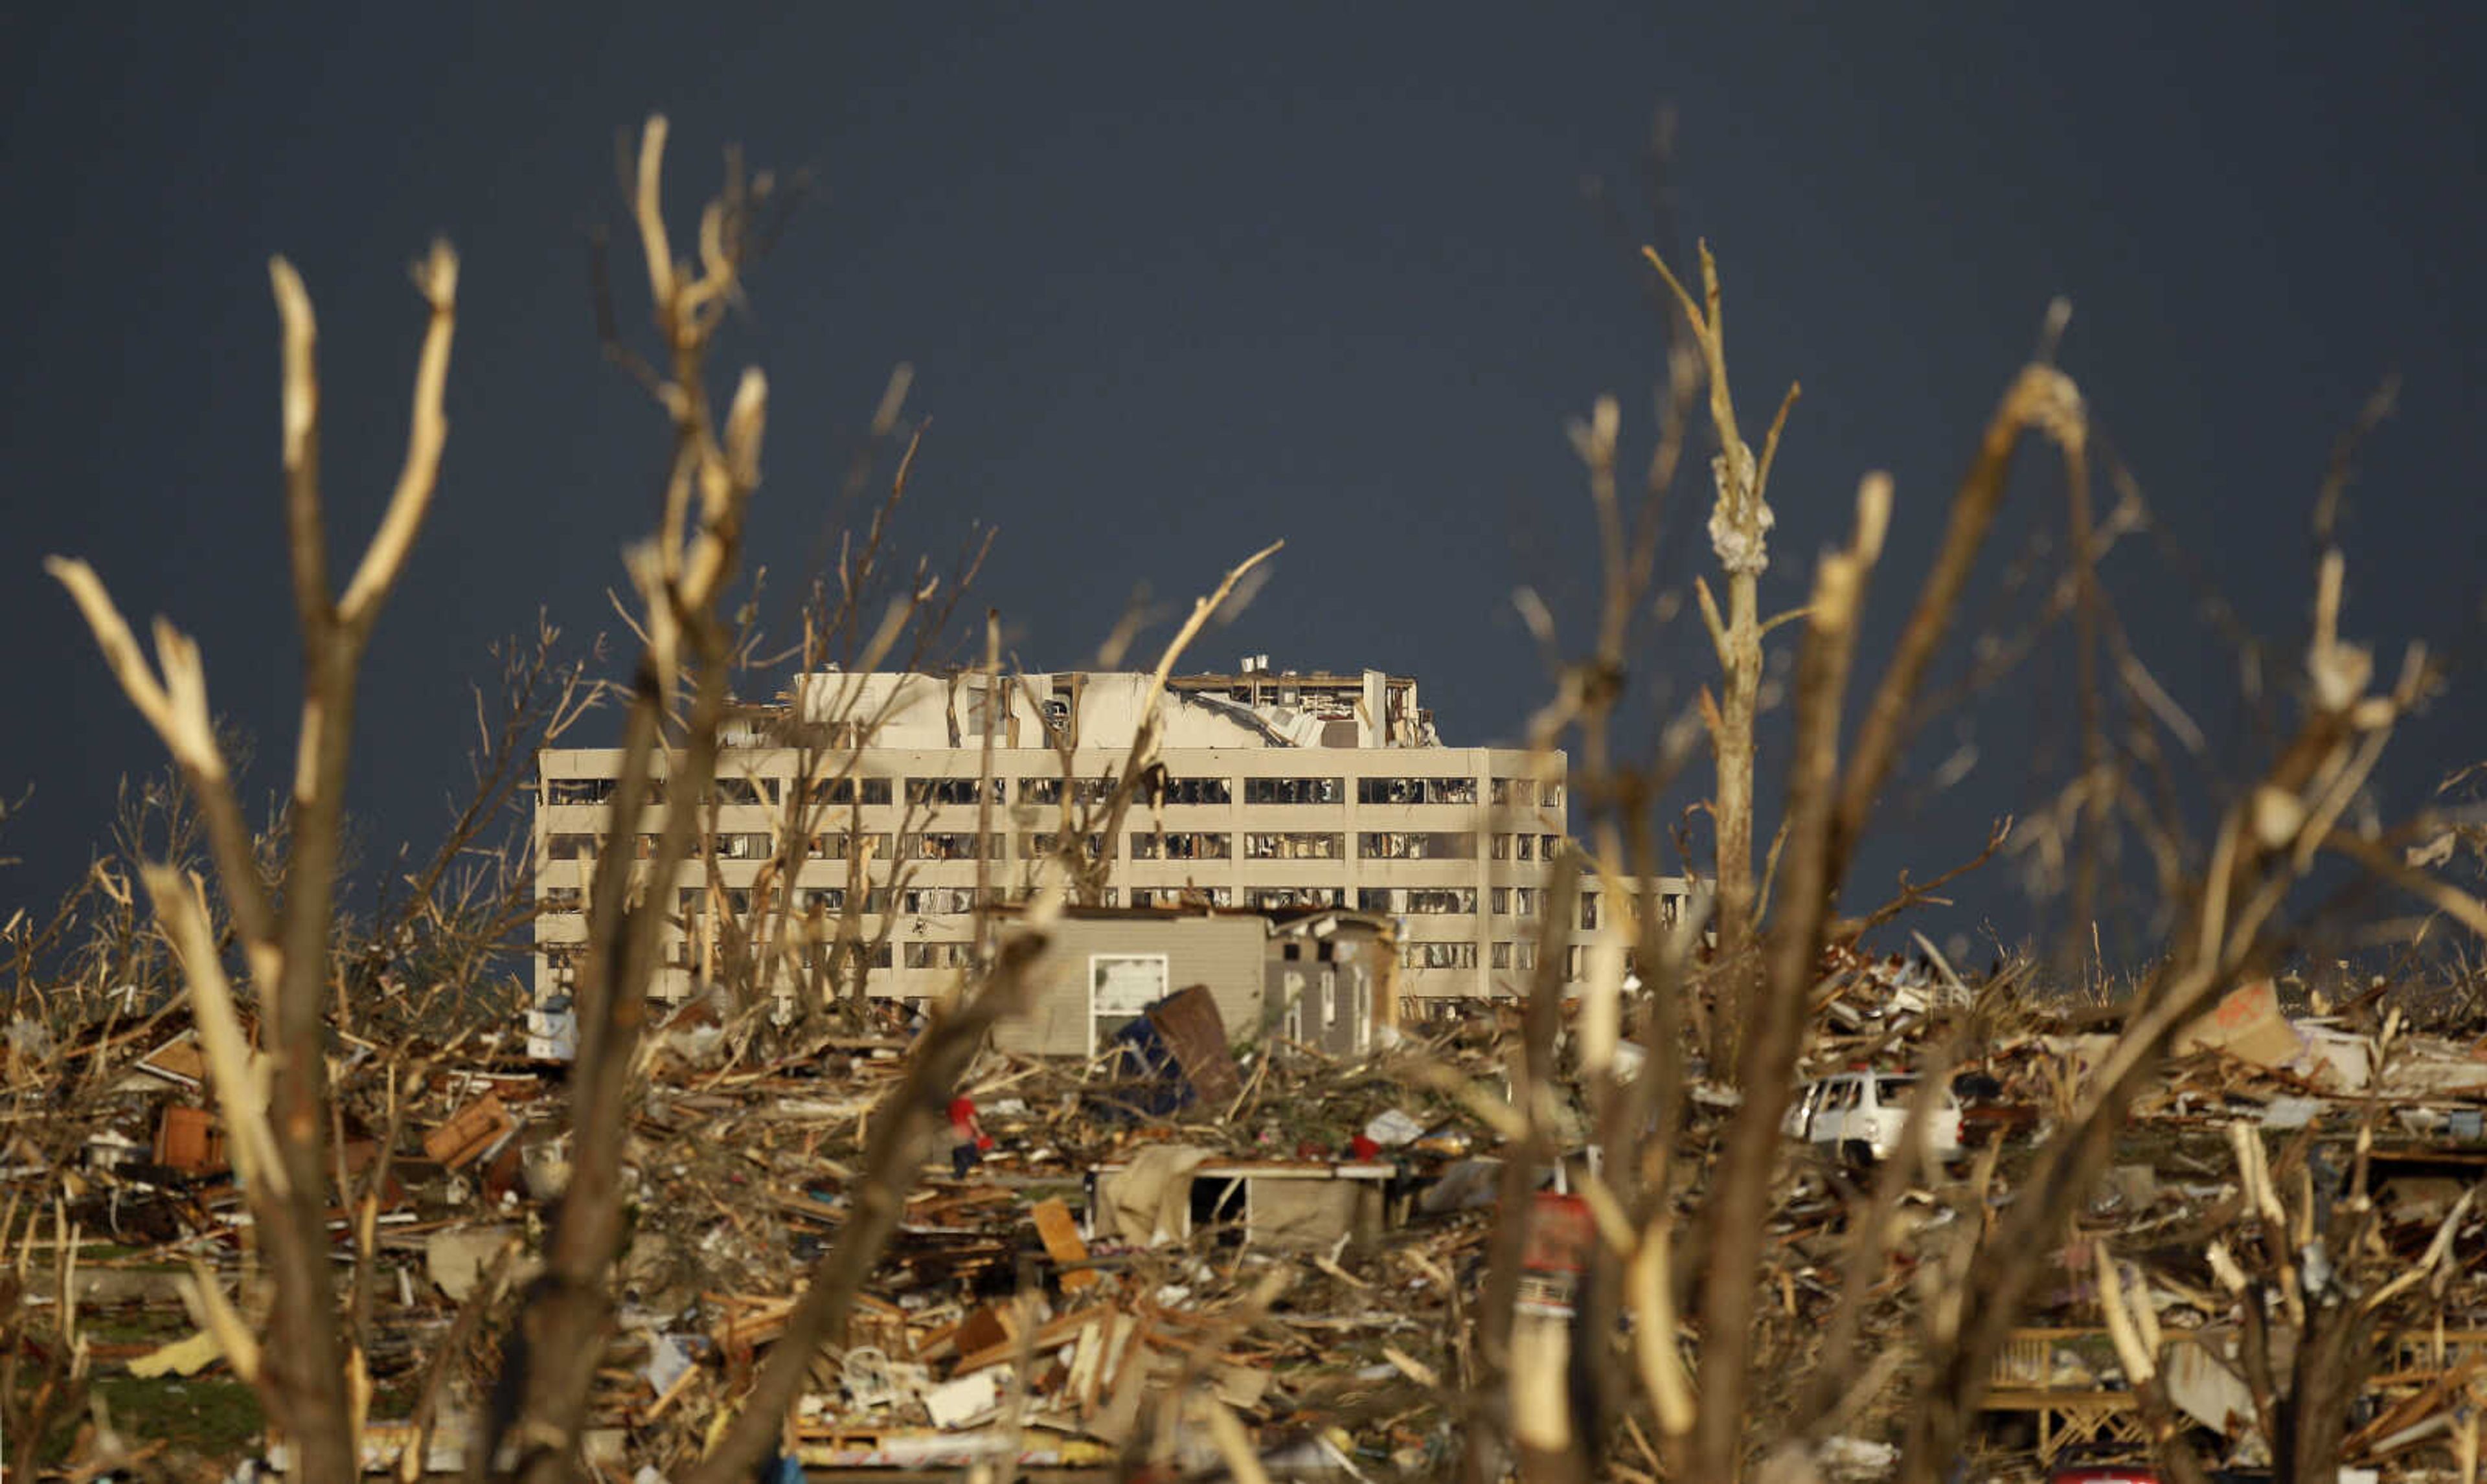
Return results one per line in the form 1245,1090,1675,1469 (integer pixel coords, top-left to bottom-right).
531,664,1700,1011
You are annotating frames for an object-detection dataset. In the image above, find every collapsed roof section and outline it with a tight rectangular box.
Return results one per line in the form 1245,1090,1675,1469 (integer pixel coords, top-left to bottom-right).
777,666,1442,752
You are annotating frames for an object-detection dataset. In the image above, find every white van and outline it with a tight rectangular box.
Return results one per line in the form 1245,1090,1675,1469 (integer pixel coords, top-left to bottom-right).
1783,1071,1962,1163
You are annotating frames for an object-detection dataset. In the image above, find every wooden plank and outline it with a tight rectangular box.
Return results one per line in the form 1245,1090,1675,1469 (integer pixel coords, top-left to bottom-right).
1030,1198,1098,1293
1148,985,1241,1106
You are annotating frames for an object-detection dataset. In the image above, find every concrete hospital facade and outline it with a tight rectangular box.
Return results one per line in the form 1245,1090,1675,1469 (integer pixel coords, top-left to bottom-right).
532,665,1697,1009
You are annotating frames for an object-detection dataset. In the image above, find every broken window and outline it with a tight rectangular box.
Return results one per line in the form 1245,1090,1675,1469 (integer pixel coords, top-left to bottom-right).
710,831,773,860
903,941,977,970
546,833,597,860
676,886,753,915
1244,831,1344,860
1400,941,1479,970
906,777,1002,806
810,831,892,860
901,831,1003,861
1355,777,1477,805
802,886,890,914
1243,776,1343,805
1355,831,1476,861
1490,778,1532,807
1580,893,1598,930
812,775,893,806
539,886,583,915
1490,941,1512,969
837,941,894,971
1387,888,1473,915
1130,885,1232,908
710,776,777,805
1246,886,1345,910
1017,776,1111,805
1131,831,1231,860
546,778,615,805
1090,952,1169,1055
1155,776,1232,805
900,886,985,915
1023,831,1109,862
542,945,580,989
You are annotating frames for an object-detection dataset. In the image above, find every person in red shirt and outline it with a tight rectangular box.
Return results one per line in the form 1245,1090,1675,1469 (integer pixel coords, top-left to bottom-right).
947,1094,986,1179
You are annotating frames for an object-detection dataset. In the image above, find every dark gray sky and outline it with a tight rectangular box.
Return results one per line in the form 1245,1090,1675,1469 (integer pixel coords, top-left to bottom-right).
5,3,2482,949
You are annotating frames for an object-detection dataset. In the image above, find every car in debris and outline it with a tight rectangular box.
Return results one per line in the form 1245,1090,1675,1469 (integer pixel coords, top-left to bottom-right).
1782,1070,1963,1164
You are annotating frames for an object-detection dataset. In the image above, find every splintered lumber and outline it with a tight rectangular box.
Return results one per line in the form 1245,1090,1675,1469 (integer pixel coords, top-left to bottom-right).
1031,1197,1098,1292
955,1303,1116,1376
422,1093,513,1169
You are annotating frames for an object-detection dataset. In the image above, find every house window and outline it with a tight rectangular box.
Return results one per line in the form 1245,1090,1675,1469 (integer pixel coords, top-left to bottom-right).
1580,893,1598,930
1491,941,1512,969
1090,953,1169,1055
1400,941,1479,970
546,778,615,805
546,833,598,860
540,886,583,916
903,941,976,970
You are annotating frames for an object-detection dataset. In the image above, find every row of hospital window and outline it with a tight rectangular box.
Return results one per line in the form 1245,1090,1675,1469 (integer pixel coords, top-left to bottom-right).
545,829,1567,864
552,880,1645,925
556,936,1620,980
546,774,1564,810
